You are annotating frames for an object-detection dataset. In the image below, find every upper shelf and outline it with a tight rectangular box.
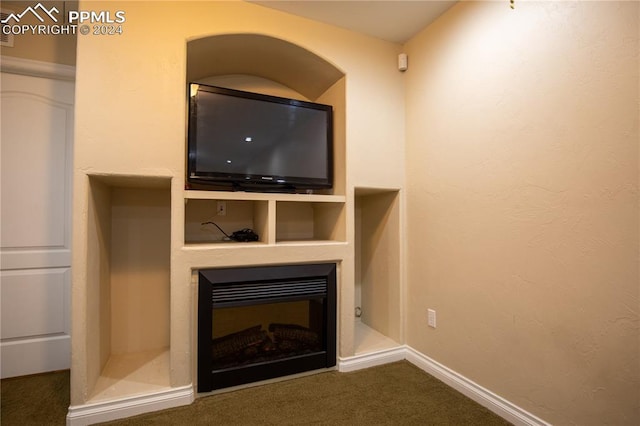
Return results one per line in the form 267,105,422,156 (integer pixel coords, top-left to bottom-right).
184,190,346,203
184,191,346,246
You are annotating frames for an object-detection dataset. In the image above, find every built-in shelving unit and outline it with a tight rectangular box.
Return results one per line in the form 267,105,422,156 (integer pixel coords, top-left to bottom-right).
85,175,172,402
72,28,383,426
354,188,402,354
184,190,346,246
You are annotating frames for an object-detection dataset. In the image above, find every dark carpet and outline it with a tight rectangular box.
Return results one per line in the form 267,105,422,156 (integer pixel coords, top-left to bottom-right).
1,361,511,425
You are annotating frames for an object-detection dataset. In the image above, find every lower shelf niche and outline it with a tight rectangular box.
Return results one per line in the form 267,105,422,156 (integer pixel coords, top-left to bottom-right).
89,348,171,401
354,188,402,353
354,320,399,355
86,175,171,401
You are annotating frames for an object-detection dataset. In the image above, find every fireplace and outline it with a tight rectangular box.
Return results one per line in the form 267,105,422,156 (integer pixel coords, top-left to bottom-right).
197,263,337,392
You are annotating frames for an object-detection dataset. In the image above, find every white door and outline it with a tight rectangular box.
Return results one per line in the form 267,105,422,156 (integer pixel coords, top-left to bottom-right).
1,70,74,378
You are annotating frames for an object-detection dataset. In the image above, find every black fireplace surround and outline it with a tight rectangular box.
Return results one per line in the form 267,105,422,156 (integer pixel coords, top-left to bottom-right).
198,263,337,392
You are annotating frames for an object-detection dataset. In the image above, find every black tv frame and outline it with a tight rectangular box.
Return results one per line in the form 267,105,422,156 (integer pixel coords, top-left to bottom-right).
187,83,334,193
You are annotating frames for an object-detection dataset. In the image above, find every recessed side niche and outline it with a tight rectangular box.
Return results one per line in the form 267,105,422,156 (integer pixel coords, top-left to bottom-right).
354,188,402,354
85,175,171,401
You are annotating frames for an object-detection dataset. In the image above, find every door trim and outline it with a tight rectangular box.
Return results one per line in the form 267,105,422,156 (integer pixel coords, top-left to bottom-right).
1,55,75,81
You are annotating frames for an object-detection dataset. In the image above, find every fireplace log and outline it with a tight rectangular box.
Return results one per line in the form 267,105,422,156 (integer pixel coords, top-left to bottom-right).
269,323,320,347
211,325,270,359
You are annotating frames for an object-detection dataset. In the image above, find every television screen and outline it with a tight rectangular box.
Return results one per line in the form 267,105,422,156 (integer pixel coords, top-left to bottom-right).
188,83,333,191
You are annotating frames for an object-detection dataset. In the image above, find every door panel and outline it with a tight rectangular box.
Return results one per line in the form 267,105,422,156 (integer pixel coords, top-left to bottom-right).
1,336,71,378
1,90,70,248
0,71,73,378
1,268,69,339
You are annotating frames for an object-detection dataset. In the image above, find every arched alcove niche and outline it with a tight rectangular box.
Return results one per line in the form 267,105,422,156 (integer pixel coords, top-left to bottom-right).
186,33,346,195
186,34,344,101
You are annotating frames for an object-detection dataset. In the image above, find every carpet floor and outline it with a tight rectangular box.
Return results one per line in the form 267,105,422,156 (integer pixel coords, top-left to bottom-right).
1,361,512,425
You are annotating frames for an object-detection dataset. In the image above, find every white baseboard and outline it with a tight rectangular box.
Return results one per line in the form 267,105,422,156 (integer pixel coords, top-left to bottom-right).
404,347,550,426
66,385,194,426
338,346,406,372
340,345,549,426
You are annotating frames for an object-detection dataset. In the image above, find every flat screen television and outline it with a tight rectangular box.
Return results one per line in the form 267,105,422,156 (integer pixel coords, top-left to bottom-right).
187,83,333,192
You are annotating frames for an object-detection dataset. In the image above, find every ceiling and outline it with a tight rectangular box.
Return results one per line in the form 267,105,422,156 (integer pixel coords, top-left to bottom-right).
249,1,458,44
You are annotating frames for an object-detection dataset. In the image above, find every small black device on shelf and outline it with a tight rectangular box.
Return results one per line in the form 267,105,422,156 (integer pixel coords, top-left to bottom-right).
201,221,259,243
187,83,334,192
230,228,259,242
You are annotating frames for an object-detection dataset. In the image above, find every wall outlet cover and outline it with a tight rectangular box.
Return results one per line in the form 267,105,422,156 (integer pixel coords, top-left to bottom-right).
428,309,436,328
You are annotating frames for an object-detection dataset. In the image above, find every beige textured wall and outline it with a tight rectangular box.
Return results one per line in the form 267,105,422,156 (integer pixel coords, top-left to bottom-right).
404,1,639,425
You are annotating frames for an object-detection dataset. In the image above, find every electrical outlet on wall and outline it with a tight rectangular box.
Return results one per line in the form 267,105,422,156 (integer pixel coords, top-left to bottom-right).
427,309,436,328
217,201,226,216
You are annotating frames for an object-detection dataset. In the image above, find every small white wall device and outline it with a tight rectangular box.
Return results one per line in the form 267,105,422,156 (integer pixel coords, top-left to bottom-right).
398,53,408,72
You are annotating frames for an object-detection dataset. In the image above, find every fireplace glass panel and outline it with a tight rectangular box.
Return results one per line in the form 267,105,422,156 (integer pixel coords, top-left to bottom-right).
211,299,325,370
